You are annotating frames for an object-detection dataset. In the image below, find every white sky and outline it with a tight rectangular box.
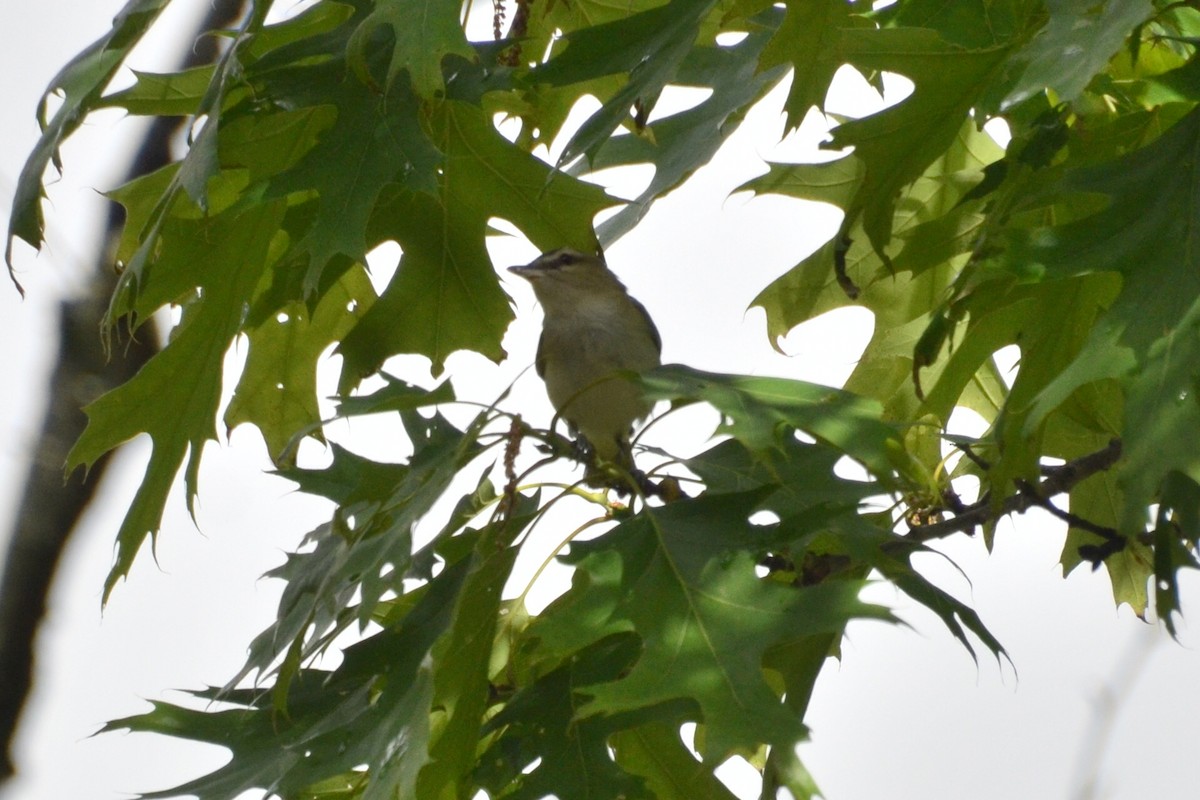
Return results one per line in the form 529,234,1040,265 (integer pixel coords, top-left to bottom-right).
2,2,1200,800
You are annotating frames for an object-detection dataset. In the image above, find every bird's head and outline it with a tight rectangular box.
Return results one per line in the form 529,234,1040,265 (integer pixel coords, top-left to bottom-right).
508,248,627,310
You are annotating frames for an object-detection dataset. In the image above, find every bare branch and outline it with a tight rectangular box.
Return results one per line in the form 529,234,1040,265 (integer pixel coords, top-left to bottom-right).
907,439,1124,546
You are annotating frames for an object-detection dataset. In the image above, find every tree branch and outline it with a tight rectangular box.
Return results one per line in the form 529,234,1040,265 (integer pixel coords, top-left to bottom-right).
0,1,249,781
907,439,1124,549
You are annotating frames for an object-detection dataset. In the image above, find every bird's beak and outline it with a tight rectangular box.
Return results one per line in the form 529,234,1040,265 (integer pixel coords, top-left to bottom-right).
507,264,537,280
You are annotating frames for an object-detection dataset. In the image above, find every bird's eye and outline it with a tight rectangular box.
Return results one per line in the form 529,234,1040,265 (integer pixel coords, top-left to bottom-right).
554,252,577,267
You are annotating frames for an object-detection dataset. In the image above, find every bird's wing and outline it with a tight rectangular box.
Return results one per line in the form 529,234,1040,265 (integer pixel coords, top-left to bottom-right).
631,297,662,355
534,329,548,378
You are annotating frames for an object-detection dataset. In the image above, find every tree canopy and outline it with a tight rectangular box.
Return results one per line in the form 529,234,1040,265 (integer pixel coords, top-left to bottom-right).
8,0,1200,797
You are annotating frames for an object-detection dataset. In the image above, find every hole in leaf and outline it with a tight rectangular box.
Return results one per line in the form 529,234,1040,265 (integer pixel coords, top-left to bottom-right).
749,510,780,527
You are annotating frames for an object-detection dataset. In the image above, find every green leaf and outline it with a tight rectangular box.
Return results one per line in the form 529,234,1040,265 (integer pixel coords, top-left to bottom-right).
759,717,823,800
1011,107,1200,363
168,13,264,214
66,201,286,601
831,27,1013,253
6,0,170,284
738,153,867,339
339,101,614,382
686,436,879,517
244,0,357,59
917,297,1031,423
590,12,789,243
535,0,720,166
737,155,866,215
337,188,511,382
218,413,506,789
237,409,484,684
332,373,457,418
109,560,473,800
346,0,475,98
218,106,339,184
477,635,658,800
224,265,375,465
997,0,1155,111
416,496,537,799
993,278,1122,502
747,120,1011,438
760,498,1007,665
873,539,1007,664
1154,473,1200,634
105,163,181,267
1133,56,1200,106
759,0,860,130
1121,299,1200,533
277,443,409,507
747,118,1001,364
262,59,442,293
642,364,905,481
1004,107,1200,532
97,20,276,312
611,721,743,800
100,65,217,115
526,0,674,42
174,114,222,211
917,273,1120,489
488,0,667,154
108,169,258,325
534,491,895,761
875,0,1031,49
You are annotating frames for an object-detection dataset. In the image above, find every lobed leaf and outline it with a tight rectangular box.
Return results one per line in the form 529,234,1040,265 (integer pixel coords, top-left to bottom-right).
529,490,897,761
66,202,286,600
346,0,475,98
5,0,171,285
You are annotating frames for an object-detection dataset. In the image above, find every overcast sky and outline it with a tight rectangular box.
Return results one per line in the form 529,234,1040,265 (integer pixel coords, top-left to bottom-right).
2,3,1200,800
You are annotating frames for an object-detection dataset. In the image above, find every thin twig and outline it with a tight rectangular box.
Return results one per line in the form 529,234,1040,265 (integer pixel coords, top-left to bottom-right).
1014,478,1120,541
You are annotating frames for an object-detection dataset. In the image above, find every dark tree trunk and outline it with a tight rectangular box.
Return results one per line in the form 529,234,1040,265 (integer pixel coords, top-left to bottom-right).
0,0,249,780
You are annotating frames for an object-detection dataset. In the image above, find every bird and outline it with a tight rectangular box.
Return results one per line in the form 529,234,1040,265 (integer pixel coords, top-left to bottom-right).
508,247,661,471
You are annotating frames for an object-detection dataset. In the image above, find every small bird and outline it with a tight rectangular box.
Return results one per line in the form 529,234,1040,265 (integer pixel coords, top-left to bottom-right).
508,247,661,470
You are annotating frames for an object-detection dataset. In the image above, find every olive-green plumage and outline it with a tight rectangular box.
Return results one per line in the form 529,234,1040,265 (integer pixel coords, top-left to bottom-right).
509,248,661,466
